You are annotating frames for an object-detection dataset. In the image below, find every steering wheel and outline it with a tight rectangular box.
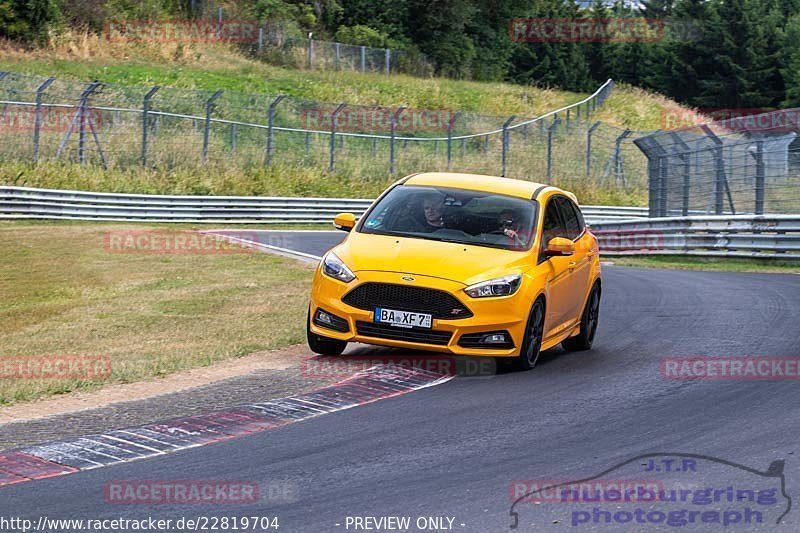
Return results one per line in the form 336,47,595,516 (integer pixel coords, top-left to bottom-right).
432,228,472,239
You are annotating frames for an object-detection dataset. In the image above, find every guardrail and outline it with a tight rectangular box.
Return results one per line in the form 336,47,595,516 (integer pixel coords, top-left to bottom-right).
591,215,800,259
0,186,646,224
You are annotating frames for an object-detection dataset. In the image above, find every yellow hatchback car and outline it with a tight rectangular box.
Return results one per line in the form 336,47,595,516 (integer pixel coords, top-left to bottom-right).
307,172,601,370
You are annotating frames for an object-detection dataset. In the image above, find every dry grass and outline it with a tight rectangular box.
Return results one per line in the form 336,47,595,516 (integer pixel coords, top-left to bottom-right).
0,222,313,405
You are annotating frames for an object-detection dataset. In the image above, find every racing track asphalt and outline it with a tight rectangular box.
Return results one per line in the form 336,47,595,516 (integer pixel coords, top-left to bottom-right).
2,231,800,532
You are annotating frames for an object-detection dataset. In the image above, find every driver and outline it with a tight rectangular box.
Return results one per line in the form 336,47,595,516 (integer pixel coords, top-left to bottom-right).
421,192,446,232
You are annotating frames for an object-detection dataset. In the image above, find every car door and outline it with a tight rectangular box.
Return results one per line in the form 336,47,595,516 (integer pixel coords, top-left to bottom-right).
554,196,592,326
539,197,573,340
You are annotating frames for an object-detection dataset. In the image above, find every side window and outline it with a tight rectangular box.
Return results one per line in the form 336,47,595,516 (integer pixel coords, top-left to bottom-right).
555,197,582,240
541,199,566,244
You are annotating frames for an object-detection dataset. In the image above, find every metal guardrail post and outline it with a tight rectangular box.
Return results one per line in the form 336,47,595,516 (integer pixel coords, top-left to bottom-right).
501,115,516,177
546,118,561,183
264,95,286,166
141,86,159,166
447,112,461,170
586,121,600,176
329,103,346,171
389,106,405,174
33,77,56,163
202,89,224,164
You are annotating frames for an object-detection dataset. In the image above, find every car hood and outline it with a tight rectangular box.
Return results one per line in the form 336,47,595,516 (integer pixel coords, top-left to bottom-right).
333,232,531,286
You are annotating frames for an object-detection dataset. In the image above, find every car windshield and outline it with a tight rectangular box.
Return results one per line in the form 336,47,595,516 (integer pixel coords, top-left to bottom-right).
358,185,538,250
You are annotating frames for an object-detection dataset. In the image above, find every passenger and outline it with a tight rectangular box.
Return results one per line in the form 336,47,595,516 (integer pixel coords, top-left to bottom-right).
498,209,528,247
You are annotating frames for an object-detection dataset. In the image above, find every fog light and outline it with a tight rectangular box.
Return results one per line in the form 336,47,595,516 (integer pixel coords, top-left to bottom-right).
313,308,350,332
479,333,510,344
316,310,334,325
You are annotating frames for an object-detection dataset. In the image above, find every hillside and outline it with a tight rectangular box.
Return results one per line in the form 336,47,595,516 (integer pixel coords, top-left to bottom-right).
0,39,703,204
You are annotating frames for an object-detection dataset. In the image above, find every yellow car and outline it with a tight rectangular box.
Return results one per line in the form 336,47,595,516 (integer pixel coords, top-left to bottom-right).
307,172,601,370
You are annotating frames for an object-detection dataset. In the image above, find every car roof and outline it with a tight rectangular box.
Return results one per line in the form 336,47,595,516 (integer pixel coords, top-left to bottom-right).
403,172,549,200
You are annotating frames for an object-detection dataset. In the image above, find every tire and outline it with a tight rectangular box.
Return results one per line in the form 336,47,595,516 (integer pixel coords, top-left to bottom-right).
504,298,545,371
307,309,347,356
562,282,601,352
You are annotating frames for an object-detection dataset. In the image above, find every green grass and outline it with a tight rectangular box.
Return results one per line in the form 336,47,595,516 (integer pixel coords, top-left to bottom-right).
0,44,684,129
607,255,800,274
0,222,313,405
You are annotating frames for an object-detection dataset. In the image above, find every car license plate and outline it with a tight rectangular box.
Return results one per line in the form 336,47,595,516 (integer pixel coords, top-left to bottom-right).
374,308,432,329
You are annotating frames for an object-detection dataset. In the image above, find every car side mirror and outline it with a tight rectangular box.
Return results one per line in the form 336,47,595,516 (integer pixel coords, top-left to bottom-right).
544,237,575,257
333,212,356,232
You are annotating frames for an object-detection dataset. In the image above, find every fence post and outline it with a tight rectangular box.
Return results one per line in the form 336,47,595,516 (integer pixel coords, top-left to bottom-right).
202,89,223,164
79,81,102,166
360,46,366,73
230,123,237,152
141,86,159,166
264,94,286,166
329,103,346,171
447,112,461,170
384,49,391,75
307,35,314,69
754,140,765,215
501,115,516,177
546,118,561,183
700,124,735,214
565,109,570,131
586,121,600,176
667,132,693,216
389,106,406,174
613,129,632,186
258,28,264,52
33,77,56,163
217,7,223,38
335,42,340,70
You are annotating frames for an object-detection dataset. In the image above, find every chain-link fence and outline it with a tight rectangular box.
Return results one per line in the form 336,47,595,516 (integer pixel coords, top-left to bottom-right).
0,72,627,194
635,113,800,216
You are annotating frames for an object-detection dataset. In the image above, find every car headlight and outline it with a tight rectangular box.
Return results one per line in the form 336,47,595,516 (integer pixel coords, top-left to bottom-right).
322,252,356,283
465,274,522,298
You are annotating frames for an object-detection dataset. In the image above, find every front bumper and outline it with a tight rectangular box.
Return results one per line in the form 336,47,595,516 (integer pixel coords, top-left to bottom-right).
309,270,530,357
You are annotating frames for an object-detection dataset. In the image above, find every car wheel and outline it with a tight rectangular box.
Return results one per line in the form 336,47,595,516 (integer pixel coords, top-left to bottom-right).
562,283,601,352
508,298,545,371
307,309,347,356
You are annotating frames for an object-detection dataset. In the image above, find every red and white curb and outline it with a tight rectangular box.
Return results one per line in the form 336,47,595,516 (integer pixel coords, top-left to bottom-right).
0,364,451,487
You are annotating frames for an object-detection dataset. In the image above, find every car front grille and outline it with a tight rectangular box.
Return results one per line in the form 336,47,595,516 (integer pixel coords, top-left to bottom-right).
342,283,472,319
355,322,453,346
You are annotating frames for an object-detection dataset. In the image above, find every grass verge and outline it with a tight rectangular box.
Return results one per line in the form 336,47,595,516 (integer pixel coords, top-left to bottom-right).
0,222,313,406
